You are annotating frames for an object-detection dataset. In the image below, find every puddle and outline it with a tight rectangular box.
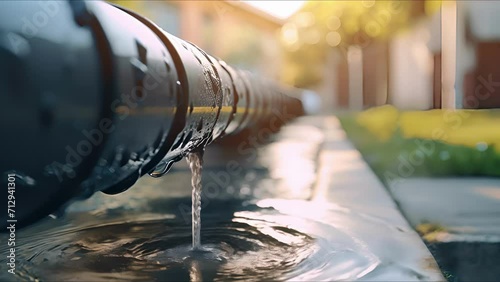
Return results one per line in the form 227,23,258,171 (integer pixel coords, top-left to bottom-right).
0,198,380,281
0,120,434,281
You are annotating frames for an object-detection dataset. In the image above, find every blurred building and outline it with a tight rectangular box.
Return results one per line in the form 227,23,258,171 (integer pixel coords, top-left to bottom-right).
323,1,440,111
290,0,500,112
426,0,500,110
454,1,500,109
112,0,284,79
388,1,438,110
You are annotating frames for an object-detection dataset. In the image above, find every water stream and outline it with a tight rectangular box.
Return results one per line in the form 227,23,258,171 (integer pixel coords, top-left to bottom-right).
186,150,204,250
0,122,431,281
0,199,382,281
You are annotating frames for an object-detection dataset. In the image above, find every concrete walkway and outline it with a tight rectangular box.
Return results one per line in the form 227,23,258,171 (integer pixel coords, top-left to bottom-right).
65,115,447,281
388,178,500,282
310,116,445,281
389,178,500,241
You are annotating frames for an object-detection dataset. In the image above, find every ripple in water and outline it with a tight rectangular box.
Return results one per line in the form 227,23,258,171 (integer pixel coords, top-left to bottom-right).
0,199,380,281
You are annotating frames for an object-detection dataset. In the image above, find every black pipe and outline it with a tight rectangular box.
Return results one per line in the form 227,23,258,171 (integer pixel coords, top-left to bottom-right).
0,0,303,229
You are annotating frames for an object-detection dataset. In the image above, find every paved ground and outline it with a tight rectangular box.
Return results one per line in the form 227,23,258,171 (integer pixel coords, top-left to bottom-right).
388,178,500,281
389,178,500,241
311,116,445,281
67,115,446,281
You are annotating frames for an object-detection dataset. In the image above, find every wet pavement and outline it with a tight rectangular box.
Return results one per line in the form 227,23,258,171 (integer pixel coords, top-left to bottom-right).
305,116,444,280
389,178,500,241
0,116,444,281
389,177,500,281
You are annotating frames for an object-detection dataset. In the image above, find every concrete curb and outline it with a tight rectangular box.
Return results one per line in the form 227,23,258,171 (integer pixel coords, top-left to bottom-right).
311,116,445,281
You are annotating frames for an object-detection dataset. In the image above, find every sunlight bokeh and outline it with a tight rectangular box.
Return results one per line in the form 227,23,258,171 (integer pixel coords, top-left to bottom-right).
244,1,305,19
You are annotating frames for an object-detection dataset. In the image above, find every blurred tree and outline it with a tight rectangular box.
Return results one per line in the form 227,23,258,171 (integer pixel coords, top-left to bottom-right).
224,24,263,72
281,0,416,88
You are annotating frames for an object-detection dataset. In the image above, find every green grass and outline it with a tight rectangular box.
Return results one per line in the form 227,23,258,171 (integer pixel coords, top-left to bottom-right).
338,113,500,185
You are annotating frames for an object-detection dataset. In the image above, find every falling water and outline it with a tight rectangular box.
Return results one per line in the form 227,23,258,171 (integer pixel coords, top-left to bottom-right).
186,149,204,250
0,124,398,281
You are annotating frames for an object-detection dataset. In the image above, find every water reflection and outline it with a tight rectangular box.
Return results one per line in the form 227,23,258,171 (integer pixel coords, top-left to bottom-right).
0,198,382,281
0,118,432,281
256,124,324,200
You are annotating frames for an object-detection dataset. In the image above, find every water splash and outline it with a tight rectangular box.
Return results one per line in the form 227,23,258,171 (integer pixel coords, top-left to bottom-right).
149,154,184,178
4,171,36,187
186,149,204,250
0,200,382,281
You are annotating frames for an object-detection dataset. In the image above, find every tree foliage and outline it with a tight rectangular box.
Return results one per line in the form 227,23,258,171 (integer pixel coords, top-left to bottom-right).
281,1,416,87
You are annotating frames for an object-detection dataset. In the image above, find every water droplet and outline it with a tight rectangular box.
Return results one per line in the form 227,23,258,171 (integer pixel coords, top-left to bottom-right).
240,186,251,196
149,154,184,178
98,158,108,166
245,171,257,181
182,130,194,147
149,161,175,178
171,132,185,151
197,118,204,132
4,171,37,187
130,152,139,160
